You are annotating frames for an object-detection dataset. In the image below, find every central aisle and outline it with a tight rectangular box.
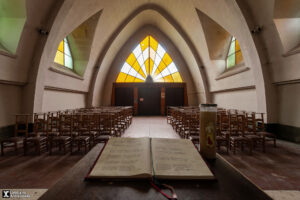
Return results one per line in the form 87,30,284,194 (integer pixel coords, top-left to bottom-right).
122,116,180,139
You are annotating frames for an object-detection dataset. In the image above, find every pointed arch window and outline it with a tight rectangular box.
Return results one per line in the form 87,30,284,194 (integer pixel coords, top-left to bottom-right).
116,35,183,83
226,37,243,69
54,38,73,69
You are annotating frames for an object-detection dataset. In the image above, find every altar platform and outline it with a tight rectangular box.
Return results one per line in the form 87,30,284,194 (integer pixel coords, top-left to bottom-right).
40,143,271,200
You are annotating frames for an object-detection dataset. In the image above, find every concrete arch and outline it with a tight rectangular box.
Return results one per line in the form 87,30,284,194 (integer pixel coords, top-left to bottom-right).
101,25,198,106
21,0,268,123
89,4,210,107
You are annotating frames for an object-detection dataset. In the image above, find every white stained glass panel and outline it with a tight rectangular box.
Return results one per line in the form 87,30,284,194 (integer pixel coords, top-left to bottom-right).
142,47,149,61
64,40,72,56
154,73,163,80
154,54,162,68
161,67,171,77
156,44,166,58
65,55,73,69
121,62,131,74
168,62,178,74
136,73,145,80
116,35,183,83
150,48,156,60
152,64,159,76
128,67,138,77
133,44,142,58
140,63,147,76
137,55,144,67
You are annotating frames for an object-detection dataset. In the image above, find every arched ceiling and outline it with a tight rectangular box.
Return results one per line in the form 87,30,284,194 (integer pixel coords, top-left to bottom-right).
90,7,208,106
15,0,274,121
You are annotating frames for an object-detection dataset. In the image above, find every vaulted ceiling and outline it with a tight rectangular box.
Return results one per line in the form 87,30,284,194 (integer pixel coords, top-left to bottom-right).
1,0,299,124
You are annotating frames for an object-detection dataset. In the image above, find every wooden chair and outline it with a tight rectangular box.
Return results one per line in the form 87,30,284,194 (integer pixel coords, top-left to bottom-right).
1,114,30,156
95,112,112,143
188,111,200,143
216,113,229,154
49,114,72,155
228,114,252,155
24,113,48,155
244,112,265,152
255,113,276,147
71,114,91,154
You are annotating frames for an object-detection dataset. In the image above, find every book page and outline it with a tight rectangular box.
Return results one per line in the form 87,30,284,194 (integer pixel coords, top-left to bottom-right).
88,137,152,179
151,138,214,180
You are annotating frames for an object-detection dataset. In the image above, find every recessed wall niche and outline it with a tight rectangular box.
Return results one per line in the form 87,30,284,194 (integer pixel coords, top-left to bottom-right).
52,11,101,76
0,0,26,54
273,0,300,56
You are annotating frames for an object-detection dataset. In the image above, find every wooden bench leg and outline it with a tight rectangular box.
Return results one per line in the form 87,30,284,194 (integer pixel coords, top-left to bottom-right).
24,141,27,155
263,137,266,153
85,142,87,154
63,142,66,154
49,141,53,155
70,141,73,154
14,142,18,155
1,142,4,156
249,141,253,155
233,142,236,154
38,141,41,155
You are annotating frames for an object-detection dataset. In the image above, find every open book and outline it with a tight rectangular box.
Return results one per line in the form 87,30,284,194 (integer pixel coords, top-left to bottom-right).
87,137,214,180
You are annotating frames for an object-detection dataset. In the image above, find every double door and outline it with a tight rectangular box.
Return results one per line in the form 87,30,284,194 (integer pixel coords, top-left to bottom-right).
138,87,161,116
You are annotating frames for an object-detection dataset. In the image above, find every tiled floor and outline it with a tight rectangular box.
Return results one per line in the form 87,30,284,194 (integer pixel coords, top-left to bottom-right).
123,116,180,139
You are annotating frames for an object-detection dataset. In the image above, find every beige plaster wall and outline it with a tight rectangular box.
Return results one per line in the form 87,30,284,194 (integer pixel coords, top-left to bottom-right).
236,0,300,127
0,0,297,129
42,90,86,112
278,84,300,128
0,84,21,127
212,89,257,112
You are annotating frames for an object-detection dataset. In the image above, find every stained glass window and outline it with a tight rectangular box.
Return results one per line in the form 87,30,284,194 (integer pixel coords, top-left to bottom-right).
226,37,243,69
116,36,183,83
54,38,73,69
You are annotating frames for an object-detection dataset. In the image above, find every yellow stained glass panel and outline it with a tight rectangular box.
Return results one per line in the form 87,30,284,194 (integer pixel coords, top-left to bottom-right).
149,59,154,75
125,75,135,82
157,61,167,74
171,72,183,82
235,40,241,51
132,62,145,78
54,51,64,66
162,53,172,66
134,78,144,82
150,36,158,51
126,53,136,66
115,35,183,83
235,51,243,65
164,75,174,82
154,66,161,76
145,58,150,75
116,72,127,82
156,78,165,82
140,36,149,51
54,37,73,69
58,41,64,52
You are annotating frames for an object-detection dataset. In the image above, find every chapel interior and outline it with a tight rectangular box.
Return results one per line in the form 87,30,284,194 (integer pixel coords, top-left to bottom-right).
0,0,299,199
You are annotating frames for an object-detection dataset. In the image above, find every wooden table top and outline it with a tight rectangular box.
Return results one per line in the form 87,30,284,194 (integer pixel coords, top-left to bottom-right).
40,144,271,200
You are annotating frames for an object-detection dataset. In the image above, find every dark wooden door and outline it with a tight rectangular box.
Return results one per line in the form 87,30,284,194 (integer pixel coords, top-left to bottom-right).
115,87,134,106
138,87,161,115
165,87,184,112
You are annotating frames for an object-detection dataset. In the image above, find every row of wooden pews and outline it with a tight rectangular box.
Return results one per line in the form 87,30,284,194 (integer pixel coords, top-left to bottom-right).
167,106,276,155
1,106,133,156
